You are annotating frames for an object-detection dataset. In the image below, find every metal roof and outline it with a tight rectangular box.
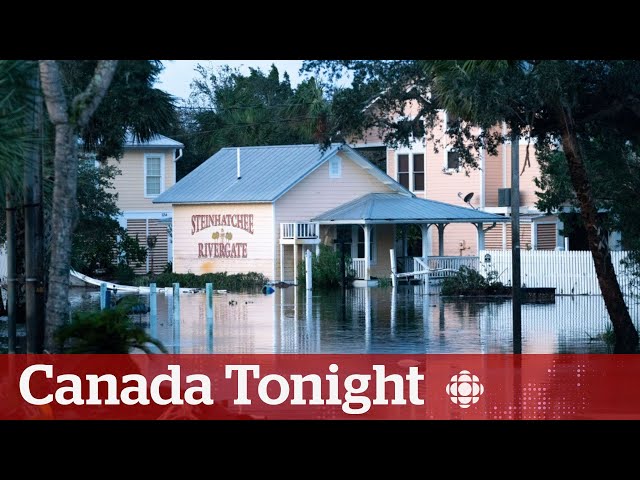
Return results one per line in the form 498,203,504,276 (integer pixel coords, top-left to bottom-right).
311,193,511,224
124,133,184,149
153,143,407,204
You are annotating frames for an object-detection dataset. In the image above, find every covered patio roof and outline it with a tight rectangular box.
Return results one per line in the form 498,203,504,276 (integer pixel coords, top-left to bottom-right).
311,193,511,225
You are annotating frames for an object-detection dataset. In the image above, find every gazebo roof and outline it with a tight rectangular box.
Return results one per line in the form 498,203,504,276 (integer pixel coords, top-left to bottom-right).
311,193,510,224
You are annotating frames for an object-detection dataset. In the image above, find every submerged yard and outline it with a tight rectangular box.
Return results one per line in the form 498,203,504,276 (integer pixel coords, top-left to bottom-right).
25,285,636,354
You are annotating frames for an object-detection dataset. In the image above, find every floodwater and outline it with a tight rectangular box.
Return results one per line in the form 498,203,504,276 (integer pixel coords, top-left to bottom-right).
66,285,640,354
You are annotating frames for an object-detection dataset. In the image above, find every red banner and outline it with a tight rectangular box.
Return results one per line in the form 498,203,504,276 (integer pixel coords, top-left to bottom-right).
0,354,638,420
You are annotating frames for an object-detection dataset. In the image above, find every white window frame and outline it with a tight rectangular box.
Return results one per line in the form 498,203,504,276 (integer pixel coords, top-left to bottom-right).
144,153,165,198
443,146,462,174
329,156,342,178
395,140,425,192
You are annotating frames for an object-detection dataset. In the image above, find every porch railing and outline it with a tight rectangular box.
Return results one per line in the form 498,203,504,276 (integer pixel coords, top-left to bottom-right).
351,258,366,280
280,222,319,240
423,256,479,277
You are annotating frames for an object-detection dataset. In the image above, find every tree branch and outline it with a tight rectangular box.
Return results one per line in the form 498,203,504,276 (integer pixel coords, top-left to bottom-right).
72,60,119,127
39,61,69,125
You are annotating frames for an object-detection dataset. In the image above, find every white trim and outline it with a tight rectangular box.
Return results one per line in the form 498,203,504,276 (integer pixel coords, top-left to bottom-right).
144,153,165,198
121,211,172,220
172,148,182,185
479,146,485,209
481,206,542,215
329,156,342,178
272,203,277,283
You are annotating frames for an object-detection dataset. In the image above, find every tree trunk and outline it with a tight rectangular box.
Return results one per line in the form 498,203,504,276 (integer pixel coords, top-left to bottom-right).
559,106,639,353
44,124,77,350
39,60,118,352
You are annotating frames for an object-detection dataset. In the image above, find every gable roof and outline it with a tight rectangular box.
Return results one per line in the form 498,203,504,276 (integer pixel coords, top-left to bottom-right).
311,193,511,224
153,143,409,204
124,133,184,149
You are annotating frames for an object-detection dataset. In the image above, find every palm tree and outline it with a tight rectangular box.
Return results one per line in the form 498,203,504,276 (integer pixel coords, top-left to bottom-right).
0,60,37,352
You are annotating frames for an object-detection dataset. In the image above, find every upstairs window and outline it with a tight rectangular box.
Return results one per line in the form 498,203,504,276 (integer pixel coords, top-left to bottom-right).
446,150,460,170
145,154,164,197
397,154,410,189
413,154,424,191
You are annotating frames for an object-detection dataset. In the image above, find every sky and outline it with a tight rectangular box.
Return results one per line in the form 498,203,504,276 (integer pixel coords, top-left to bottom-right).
157,60,307,101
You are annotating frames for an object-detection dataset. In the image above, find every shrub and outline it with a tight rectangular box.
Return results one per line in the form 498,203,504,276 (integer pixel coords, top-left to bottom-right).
133,271,268,292
55,307,167,354
297,244,356,289
441,266,511,296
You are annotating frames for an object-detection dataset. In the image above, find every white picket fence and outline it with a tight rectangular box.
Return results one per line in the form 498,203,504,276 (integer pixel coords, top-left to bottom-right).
479,250,638,296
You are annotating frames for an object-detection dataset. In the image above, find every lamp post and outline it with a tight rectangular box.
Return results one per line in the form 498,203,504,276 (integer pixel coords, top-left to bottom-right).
511,132,522,354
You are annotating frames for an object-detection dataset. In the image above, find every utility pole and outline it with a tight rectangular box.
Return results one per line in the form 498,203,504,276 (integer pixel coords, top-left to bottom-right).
24,70,44,353
511,132,522,354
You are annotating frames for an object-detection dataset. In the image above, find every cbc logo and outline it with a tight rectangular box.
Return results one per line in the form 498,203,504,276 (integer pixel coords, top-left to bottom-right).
446,370,484,409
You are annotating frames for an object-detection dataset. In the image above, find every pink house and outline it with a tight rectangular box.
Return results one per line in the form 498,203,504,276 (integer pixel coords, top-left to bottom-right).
352,111,623,258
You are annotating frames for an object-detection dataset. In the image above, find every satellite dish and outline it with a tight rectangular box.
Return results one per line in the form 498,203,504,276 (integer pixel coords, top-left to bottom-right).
463,192,474,204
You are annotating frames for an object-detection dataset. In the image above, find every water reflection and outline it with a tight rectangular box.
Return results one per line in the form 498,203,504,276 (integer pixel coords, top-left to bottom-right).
69,285,640,354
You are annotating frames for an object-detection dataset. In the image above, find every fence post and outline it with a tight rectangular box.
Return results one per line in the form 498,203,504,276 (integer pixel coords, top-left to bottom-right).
173,283,180,354
149,283,157,338
100,282,107,310
206,282,214,353
390,249,397,288
305,249,313,290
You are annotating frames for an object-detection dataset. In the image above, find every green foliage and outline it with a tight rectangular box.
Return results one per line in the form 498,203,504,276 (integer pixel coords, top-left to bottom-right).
0,60,37,197
72,159,147,277
174,64,330,178
59,60,178,161
441,266,510,296
133,271,268,292
296,244,355,289
55,307,167,354
536,137,640,274
377,277,392,288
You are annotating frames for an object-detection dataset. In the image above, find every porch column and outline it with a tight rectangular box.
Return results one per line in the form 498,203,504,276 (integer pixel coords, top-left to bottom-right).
531,222,537,250
437,224,447,256
401,225,408,257
280,243,284,282
315,243,320,256
476,223,485,251
420,224,431,259
364,224,371,281
293,224,298,283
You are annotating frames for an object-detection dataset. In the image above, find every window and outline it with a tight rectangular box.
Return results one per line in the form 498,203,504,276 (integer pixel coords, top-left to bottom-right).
145,154,164,197
329,156,341,178
356,226,376,262
446,150,460,170
413,154,424,191
397,154,410,189
445,112,460,131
